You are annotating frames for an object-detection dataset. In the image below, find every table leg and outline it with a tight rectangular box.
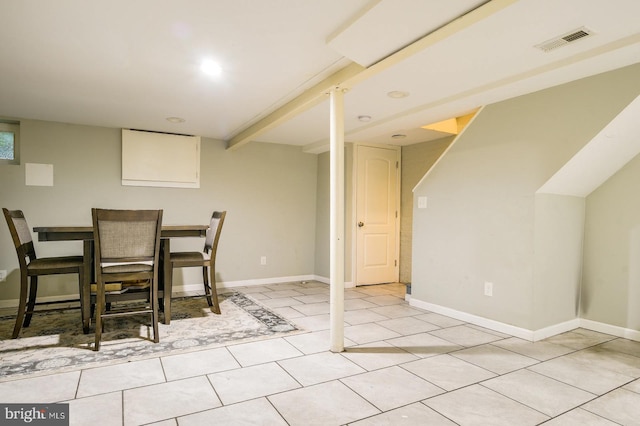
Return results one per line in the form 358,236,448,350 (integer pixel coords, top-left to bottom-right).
162,238,172,325
81,240,92,334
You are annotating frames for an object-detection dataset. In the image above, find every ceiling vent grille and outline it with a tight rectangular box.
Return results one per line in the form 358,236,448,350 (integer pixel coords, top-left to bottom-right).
535,27,594,52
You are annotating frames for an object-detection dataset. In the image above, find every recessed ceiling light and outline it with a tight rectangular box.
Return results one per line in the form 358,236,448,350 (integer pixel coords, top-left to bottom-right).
387,91,409,99
358,115,372,122
391,134,407,139
200,59,222,77
166,117,185,123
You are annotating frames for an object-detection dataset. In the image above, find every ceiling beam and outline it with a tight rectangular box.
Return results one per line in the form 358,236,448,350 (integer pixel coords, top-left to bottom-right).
226,63,365,151
226,0,517,151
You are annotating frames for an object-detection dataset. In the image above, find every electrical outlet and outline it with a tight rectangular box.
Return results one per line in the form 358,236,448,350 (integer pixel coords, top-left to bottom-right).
0,270,7,282
418,196,428,209
484,281,493,296
260,256,267,265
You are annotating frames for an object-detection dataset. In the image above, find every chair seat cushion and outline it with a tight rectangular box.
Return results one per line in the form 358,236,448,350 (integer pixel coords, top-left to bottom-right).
102,263,153,273
28,256,84,271
170,251,210,263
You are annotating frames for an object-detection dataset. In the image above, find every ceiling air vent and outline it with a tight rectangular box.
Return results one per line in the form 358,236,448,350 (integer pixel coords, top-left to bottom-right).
535,27,594,52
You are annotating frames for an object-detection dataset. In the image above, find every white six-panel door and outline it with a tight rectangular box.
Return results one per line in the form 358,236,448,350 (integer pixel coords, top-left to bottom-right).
356,145,400,285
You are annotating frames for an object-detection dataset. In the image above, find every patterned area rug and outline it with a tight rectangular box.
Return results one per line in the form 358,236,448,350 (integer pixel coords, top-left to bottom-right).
0,292,301,381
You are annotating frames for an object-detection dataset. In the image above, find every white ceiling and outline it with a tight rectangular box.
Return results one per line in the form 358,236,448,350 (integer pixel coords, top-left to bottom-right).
1,0,640,153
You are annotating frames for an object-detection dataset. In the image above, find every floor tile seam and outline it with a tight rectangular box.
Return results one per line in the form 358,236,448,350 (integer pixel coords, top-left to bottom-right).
337,362,450,402
446,347,541,375
343,338,419,361
393,362,450,396
262,394,292,425
550,335,618,352
486,341,570,363
407,351,502,382
479,363,608,407
419,385,504,424
538,344,640,379
369,323,440,339
399,314,460,329
473,381,559,421
262,291,307,299
289,304,318,316
75,372,167,400
273,356,312,389
119,376,223,424
456,350,598,398
588,339,640,363
271,351,367,389
624,380,640,396
419,330,510,352
349,309,395,321
420,379,559,423
559,380,640,423
335,376,428,417
524,361,637,397
415,400,462,426
207,364,305,407
264,391,308,425
203,372,225,408
171,398,261,424
214,386,304,410
73,369,85,400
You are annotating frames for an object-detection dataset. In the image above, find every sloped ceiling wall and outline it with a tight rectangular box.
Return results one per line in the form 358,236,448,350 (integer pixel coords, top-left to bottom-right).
411,63,640,331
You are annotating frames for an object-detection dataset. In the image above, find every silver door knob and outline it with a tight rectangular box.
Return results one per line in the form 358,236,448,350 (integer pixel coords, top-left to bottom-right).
358,221,364,227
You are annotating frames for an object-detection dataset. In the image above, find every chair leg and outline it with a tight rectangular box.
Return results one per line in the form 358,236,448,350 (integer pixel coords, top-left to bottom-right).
79,268,91,334
12,272,30,339
23,276,38,328
208,265,221,315
203,266,213,307
152,281,159,344
94,284,104,351
163,248,172,325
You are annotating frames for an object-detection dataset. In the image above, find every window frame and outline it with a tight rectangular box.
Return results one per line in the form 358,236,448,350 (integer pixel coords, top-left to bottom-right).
0,121,20,165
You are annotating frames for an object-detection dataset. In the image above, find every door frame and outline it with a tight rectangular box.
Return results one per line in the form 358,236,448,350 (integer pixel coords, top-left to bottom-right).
351,142,401,286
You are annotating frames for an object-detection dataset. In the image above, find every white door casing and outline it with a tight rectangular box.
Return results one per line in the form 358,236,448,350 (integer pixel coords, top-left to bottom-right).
355,145,400,285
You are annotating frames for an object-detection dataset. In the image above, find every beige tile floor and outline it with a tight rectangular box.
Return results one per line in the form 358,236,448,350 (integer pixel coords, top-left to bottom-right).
1,281,640,425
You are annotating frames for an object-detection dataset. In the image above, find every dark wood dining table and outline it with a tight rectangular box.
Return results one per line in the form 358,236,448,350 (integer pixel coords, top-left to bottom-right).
33,224,208,333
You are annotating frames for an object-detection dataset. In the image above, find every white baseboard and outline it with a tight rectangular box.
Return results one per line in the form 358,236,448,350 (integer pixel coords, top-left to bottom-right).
580,318,640,342
217,275,319,289
532,319,582,341
0,294,79,310
410,296,640,342
311,275,355,288
0,275,339,309
8,283,637,343
409,298,538,341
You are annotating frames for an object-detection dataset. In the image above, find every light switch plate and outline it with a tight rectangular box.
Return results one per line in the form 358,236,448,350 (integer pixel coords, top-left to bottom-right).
418,196,427,209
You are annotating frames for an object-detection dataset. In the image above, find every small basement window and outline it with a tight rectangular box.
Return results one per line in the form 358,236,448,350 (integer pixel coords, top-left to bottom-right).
0,122,20,165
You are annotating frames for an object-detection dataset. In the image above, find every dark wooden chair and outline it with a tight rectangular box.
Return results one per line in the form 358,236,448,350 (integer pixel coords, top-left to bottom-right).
92,208,162,351
164,211,226,322
2,208,86,339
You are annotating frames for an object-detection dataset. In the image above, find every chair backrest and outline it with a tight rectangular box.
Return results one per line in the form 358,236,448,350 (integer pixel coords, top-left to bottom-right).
92,209,163,270
3,208,37,267
204,211,226,255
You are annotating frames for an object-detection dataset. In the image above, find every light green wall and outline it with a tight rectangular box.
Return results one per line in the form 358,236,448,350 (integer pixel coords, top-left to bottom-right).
314,151,330,278
0,119,318,301
314,144,354,283
582,152,640,329
533,194,584,329
315,139,454,285
412,63,640,330
400,137,453,284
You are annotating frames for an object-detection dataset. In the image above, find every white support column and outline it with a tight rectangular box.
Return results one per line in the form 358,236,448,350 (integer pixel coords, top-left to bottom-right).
329,87,345,353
